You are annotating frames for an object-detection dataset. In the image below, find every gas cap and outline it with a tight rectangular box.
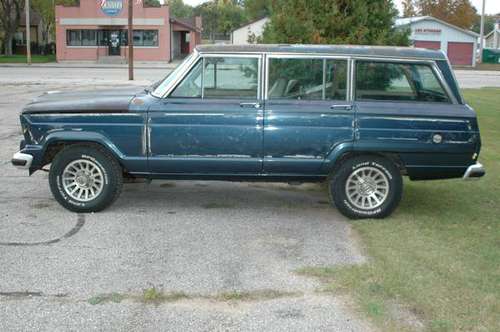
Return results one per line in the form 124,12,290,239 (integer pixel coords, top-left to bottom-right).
432,134,443,144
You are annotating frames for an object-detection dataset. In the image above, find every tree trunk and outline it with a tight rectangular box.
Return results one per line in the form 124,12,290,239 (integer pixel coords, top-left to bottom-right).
4,32,14,56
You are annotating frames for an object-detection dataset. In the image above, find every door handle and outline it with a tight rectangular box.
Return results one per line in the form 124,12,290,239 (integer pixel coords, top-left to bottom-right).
240,102,261,109
330,104,353,111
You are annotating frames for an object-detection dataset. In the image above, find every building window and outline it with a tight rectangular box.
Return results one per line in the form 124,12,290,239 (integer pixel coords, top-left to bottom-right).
67,29,158,47
67,30,82,46
143,30,158,46
97,30,109,46
81,30,97,46
132,30,158,46
133,30,143,45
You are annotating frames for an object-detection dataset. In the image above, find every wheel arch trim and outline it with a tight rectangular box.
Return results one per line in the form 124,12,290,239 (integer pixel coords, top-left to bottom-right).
33,131,126,172
321,142,405,174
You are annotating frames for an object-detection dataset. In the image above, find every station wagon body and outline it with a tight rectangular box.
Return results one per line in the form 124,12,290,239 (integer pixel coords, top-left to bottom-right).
12,44,485,218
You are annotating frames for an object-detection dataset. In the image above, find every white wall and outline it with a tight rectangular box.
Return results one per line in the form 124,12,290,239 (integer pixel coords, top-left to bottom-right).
231,17,270,45
407,19,477,66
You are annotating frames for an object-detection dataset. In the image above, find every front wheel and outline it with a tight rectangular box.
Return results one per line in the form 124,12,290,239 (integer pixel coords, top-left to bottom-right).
329,156,403,219
49,144,123,213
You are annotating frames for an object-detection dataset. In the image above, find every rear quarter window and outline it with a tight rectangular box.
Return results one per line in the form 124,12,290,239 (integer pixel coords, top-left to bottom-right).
355,61,450,103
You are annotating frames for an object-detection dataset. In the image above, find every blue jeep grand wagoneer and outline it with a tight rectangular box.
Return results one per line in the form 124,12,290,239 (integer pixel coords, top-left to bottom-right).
12,45,485,219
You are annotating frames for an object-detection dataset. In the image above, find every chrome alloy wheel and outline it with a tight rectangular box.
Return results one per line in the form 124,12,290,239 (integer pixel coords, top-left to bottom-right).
345,166,389,210
62,159,104,202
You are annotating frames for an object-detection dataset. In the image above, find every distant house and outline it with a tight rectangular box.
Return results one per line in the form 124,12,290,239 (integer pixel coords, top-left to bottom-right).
396,16,478,66
13,9,52,55
231,17,269,45
485,19,500,49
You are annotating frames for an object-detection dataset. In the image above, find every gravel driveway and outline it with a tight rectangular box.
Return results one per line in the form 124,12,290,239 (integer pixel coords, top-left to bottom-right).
0,81,372,331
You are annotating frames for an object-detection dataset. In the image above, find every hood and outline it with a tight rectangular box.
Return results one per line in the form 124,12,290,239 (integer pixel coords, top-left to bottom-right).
22,87,145,114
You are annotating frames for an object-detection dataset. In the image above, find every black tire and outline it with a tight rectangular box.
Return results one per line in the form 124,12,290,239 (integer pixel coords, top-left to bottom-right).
49,144,123,213
329,156,402,219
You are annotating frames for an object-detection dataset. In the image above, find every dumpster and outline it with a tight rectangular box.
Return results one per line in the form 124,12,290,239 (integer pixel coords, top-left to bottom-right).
482,48,500,64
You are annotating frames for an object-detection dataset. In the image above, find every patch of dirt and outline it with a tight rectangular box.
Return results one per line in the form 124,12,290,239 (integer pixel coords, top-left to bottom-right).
387,300,426,331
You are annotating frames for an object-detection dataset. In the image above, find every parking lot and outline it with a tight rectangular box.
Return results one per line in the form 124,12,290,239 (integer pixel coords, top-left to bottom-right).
0,68,372,331
1,65,498,331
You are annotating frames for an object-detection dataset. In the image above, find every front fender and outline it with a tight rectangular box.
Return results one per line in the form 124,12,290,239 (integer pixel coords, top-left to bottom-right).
24,130,125,172
43,130,125,159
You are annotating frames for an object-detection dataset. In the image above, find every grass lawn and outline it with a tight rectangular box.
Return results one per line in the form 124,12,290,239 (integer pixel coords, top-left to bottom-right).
0,54,56,63
300,88,500,332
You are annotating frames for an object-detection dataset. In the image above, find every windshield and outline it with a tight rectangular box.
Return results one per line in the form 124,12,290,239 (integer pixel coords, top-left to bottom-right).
151,52,197,98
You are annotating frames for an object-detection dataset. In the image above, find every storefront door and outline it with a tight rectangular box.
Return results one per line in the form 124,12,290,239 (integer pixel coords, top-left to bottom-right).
109,30,121,56
180,31,190,55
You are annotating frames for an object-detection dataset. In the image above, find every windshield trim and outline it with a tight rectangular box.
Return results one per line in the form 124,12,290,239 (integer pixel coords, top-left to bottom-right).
151,50,200,98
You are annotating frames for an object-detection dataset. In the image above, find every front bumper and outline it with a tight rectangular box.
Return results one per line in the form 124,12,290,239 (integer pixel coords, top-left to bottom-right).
463,162,485,180
11,151,33,169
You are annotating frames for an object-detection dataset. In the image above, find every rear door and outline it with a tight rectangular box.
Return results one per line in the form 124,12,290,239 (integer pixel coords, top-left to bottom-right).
263,55,354,175
353,59,478,179
148,54,263,174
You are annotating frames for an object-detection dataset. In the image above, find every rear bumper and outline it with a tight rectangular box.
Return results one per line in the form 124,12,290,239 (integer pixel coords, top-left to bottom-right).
463,162,485,180
11,151,33,169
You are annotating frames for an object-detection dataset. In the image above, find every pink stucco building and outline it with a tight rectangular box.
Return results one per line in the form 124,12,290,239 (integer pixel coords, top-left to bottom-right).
55,0,201,62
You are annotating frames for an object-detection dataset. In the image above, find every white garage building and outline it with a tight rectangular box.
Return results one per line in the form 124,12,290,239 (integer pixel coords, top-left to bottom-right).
396,16,478,66
231,17,270,45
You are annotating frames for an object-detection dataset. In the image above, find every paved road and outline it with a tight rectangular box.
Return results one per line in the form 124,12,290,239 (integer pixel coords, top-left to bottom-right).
454,70,500,89
0,83,371,331
1,65,499,89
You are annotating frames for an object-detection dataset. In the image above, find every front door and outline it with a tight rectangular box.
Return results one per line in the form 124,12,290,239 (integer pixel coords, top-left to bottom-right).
109,30,121,56
263,56,354,175
148,55,263,175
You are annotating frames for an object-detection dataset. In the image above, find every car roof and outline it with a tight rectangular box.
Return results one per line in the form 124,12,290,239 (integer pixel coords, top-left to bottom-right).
195,44,446,60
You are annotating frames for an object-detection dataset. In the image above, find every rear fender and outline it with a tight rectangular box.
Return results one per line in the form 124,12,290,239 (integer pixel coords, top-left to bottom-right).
321,142,405,175
320,142,354,174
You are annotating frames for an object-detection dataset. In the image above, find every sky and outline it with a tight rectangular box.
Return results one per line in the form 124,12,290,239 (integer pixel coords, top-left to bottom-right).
161,0,500,15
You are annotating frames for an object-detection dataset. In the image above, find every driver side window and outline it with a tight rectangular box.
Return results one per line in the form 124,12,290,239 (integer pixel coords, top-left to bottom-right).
170,59,203,98
170,56,259,99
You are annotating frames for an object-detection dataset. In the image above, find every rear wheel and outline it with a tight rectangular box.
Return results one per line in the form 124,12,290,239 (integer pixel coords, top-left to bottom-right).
49,144,123,213
329,156,402,219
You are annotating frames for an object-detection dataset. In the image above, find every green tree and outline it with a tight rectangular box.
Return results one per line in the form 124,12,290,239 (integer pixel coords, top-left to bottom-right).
195,0,246,41
417,0,477,29
244,0,271,20
144,0,161,7
0,0,23,55
262,0,409,46
472,14,498,35
30,0,78,49
402,0,417,17
167,0,193,17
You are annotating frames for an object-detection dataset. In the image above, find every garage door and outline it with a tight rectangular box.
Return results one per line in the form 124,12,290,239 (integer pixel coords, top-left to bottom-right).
414,41,441,50
447,42,474,66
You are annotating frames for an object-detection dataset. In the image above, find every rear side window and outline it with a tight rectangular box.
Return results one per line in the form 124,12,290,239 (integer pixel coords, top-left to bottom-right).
268,58,347,100
355,61,450,103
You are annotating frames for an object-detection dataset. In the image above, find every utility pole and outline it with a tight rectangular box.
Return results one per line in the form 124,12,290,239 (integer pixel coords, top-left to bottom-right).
25,0,31,65
128,0,134,80
478,0,486,64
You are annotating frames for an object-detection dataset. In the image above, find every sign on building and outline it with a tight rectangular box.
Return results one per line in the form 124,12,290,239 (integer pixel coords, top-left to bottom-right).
100,0,123,17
